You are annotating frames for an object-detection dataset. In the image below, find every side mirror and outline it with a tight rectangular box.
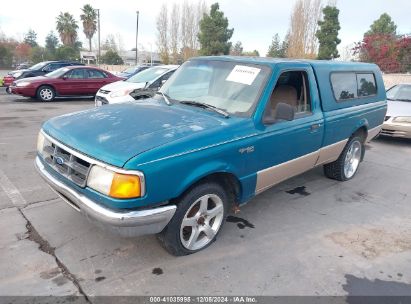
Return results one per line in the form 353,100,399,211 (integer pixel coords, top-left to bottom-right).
62,75,68,80
161,79,167,86
275,102,295,121
263,102,295,124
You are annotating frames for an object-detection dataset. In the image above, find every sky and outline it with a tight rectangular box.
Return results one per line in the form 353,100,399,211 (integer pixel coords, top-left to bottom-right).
0,0,410,58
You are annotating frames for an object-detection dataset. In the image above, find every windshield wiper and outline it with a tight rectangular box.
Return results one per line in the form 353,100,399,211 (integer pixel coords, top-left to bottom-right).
155,91,172,105
180,100,230,118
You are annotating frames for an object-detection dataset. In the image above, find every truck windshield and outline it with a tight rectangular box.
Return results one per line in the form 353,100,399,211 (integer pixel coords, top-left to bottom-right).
160,60,270,116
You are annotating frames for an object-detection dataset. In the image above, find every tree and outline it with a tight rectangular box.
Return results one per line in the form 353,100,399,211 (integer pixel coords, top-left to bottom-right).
14,43,32,63
102,34,117,51
56,12,78,46
198,3,233,56
24,29,38,47
243,50,260,57
365,13,397,36
266,34,288,58
287,0,322,58
230,41,243,56
46,31,59,59
101,49,124,65
55,45,79,61
169,3,180,64
316,5,341,60
156,3,169,64
30,46,46,63
80,4,97,52
353,14,410,73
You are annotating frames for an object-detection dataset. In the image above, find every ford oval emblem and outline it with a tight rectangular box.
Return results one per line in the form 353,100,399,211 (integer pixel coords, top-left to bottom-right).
55,157,65,165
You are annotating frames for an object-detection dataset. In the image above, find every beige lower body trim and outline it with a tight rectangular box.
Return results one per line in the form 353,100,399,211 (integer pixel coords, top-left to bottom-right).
255,151,319,195
316,139,348,165
366,125,382,142
255,139,348,194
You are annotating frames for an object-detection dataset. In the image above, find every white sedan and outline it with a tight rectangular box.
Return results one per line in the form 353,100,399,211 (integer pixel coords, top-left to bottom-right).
95,65,179,106
381,83,411,138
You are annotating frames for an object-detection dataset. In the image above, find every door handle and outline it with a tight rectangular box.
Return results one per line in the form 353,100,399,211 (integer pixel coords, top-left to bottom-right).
310,123,321,131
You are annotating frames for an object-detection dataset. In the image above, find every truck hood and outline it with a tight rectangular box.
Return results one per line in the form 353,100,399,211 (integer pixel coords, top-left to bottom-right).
42,100,226,167
100,80,146,92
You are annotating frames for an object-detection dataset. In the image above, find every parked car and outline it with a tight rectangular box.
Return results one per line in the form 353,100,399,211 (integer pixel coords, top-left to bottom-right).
116,65,150,79
4,61,84,93
35,57,386,255
10,66,121,101
381,83,411,138
95,65,178,106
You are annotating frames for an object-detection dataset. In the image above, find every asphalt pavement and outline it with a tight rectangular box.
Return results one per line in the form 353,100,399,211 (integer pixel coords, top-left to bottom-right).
0,89,411,300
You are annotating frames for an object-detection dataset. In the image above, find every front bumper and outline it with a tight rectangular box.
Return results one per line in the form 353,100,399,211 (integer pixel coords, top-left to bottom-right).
35,156,176,237
382,118,411,139
95,92,134,106
10,85,36,97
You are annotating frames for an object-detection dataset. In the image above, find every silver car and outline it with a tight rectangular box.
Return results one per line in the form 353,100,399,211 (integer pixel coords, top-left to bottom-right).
381,84,411,138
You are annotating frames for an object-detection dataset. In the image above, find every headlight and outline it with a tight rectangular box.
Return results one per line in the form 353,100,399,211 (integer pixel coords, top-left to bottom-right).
393,116,411,123
13,72,23,78
87,165,143,199
16,81,31,87
109,89,133,98
37,132,45,155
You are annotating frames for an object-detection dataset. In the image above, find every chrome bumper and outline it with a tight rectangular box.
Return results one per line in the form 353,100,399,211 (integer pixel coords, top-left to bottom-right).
35,156,176,237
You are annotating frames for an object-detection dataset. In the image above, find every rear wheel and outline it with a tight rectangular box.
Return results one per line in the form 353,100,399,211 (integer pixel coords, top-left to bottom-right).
323,135,364,181
37,86,55,102
5,87,12,94
158,182,228,256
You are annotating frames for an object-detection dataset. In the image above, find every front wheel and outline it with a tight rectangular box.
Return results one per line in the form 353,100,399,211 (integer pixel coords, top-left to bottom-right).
158,182,228,256
323,135,364,181
37,86,55,102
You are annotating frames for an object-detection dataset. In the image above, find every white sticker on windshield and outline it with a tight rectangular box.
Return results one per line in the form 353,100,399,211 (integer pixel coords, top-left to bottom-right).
225,65,261,85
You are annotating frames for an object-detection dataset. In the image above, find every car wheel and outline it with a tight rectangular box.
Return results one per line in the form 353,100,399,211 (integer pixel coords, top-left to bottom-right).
37,86,55,102
6,87,12,94
323,135,364,181
158,182,228,256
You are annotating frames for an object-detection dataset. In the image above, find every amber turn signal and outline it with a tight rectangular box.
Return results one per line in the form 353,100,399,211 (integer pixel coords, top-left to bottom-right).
109,173,141,199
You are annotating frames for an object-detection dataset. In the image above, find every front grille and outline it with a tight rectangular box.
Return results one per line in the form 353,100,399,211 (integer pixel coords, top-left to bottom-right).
98,89,111,94
42,138,91,187
384,116,391,121
96,95,109,105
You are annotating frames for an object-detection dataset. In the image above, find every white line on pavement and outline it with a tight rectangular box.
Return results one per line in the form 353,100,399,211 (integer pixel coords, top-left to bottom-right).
0,169,27,206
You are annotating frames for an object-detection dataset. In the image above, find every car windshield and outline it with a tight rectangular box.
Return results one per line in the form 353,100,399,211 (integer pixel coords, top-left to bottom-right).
123,66,137,74
45,67,70,78
387,84,411,101
126,67,169,83
29,62,49,70
160,60,270,116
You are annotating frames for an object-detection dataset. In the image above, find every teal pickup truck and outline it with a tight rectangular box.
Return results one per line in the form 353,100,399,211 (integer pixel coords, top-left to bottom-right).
35,56,386,255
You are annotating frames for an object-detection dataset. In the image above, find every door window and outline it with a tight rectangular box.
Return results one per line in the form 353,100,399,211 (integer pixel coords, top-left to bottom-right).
87,69,107,78
265,70,311,122
67,69,86,79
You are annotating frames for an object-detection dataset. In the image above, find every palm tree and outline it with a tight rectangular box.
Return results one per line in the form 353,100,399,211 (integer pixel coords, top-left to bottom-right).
80,4,97,52
56,12,78,47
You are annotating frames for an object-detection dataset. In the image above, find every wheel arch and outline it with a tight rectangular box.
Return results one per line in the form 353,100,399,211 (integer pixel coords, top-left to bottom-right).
36,84,57,97
172,170,242,209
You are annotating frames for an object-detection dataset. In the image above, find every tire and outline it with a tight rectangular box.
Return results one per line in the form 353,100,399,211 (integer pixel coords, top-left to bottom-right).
6,87,12,94
323,135,364,181
37,86,55,102
157,182,228,256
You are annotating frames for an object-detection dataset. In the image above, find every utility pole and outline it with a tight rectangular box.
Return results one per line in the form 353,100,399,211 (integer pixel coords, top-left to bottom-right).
97,9,101,65
135,11,139,65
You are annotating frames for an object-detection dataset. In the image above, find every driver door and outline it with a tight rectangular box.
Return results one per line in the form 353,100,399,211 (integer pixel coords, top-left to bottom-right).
251,65,324,194
56,69,88,96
